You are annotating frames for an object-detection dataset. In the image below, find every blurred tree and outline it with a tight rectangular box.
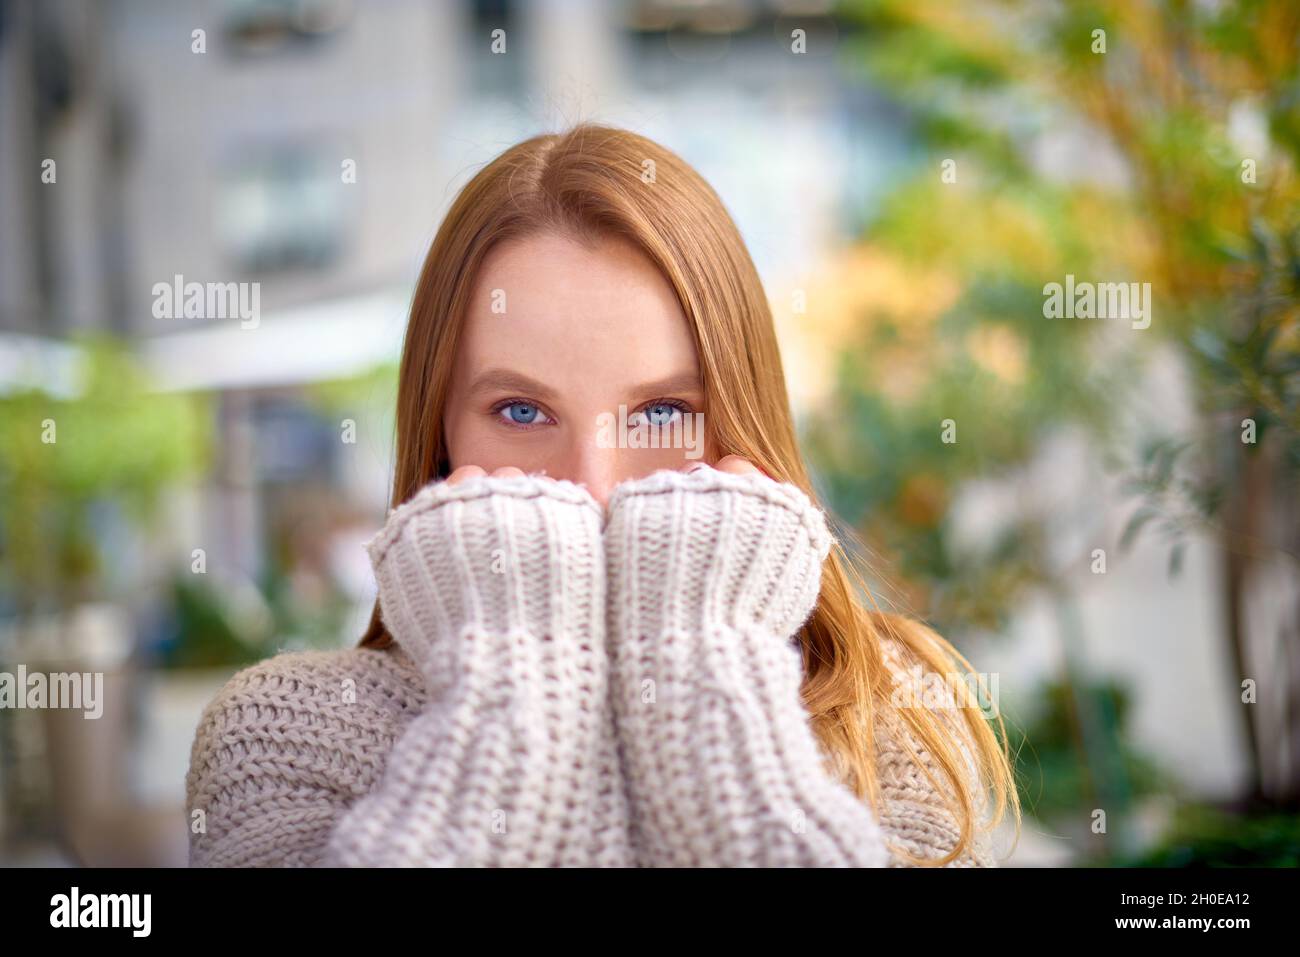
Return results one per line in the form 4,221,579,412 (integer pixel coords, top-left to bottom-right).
816,0,1299,826
1118,802,1300,866
0,336,210,625
1017,676,1170,840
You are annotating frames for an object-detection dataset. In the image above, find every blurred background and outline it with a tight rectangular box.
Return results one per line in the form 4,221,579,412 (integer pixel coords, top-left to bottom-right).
1,0,1297,867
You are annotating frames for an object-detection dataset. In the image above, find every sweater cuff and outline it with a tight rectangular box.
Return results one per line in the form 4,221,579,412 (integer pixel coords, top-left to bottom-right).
604,467,833,642
366,474,605,693
366,473,602,565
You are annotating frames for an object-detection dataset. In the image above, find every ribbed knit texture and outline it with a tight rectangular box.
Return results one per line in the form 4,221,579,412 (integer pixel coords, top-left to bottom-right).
334,474,630,866
186,469,996,867
604,467,889,866
870,637,997,868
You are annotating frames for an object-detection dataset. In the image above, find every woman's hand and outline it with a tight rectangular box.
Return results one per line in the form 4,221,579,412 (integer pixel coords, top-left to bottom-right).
444,459,769,507
704,454,766,478
445,464,528,485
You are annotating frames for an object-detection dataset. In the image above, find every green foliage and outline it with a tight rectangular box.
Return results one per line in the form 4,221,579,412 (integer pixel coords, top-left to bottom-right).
1014,678,1169,823
0,336,211,612
818,0,1299,856
812,0,1299,624
159,572,273,670
301,361,398,423
156,562,350,670
1118,804,1300,867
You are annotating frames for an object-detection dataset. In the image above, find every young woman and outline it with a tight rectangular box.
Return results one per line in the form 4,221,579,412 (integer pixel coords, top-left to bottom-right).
186,123,1019,867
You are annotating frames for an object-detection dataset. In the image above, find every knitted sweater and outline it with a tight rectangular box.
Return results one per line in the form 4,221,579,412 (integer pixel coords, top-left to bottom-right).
185,469,996,867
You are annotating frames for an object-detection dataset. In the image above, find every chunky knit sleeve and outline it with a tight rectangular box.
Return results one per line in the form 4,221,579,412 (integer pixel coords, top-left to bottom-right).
604,466,890,867
873,635,999,867
322,474,632,867
185,645,428,867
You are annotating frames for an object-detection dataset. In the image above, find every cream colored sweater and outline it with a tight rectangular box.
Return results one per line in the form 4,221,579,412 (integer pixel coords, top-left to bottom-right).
185,468,996,867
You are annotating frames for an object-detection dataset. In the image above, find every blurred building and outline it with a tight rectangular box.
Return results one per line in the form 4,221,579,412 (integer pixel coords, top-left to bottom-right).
0,0,894,866
2,0,1274,869
0,0,891,579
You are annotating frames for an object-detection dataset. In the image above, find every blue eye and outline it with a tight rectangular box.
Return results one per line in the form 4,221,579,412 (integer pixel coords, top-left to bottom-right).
645,403,681,426
496,401,551,427
629,402,685,427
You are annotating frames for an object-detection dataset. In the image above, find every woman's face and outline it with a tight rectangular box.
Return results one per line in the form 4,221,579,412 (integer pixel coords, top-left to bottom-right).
442,231,715,507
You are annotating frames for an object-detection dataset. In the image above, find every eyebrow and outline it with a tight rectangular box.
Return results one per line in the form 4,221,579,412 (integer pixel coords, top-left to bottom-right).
627,372,704,402
466,368,703,403
467,369,559,402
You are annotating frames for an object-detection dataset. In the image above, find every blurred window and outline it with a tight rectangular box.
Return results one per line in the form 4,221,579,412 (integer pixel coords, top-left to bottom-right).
216,147,346,274
470,0,523,95
222,0,353,56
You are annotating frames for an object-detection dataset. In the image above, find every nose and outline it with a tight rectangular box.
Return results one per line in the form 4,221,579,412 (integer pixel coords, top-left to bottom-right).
563,434,621,510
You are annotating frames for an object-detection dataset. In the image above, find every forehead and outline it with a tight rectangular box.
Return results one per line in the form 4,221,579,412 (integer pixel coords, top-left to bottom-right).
458,231,698,383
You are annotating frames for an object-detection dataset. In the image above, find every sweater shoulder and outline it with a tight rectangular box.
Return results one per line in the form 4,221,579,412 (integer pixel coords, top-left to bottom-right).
189,643,426,741
184,643,427,865
872,633,998,867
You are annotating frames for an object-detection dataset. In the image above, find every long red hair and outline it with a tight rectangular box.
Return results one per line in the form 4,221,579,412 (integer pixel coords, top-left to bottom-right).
360,123,1020,864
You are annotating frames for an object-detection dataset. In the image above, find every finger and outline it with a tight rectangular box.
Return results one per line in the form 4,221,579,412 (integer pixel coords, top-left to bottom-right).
446,465,486,486
491,466,525,479
715,455,761,476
